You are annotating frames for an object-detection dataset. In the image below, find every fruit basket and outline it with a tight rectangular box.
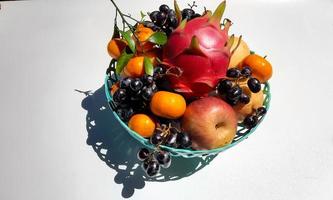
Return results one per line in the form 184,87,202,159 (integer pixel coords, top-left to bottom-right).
104,0,273,176
105,74,271,158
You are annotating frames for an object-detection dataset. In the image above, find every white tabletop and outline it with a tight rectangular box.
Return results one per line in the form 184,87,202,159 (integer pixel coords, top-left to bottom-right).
1,0,333,199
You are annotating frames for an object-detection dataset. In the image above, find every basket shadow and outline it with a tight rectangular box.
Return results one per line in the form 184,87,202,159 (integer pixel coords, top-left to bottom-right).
81,86,217,198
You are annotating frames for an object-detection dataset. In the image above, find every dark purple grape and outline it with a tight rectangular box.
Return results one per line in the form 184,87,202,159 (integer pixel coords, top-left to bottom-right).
191,13,201,19
150,130,163,145
123,107,134,121
257,107,267,116
239,93,250,104
217,79,233,94
155,12,167,26
151,83,158,92
177,132,192,148
149,11,159,22
247,78,261,93
167,9,176,17
146,160,160,177
141,87,154,101
243,115,258,129
165,133,178,148
155,151,171,168
137,148,150,161
153,66,166,80
159,4,170,13
142,159,149,170
120,77,133,89
182,8,195,20
227,68,241,78
130,78,143,92
225,97,238,106
143,21,155,29
168,15,178,28
227,86,242,100
113,89,127,103
141,74,154,86
241,66,252,78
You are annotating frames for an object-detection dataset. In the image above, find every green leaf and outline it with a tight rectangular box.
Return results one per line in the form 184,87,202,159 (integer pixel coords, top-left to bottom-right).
116,52,133,75
148,32,167,45
144,57,154,76
120,30,136,53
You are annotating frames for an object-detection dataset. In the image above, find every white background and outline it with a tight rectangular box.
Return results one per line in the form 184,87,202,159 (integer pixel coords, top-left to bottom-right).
1,0,333,199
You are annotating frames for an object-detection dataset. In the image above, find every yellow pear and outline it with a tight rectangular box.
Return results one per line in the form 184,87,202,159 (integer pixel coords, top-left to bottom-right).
229,37,250,68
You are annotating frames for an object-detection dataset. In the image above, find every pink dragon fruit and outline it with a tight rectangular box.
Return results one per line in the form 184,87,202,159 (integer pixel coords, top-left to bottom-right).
163,1,235,99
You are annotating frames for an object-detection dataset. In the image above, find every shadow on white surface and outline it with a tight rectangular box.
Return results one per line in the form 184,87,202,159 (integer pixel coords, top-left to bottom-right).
81,86,217,198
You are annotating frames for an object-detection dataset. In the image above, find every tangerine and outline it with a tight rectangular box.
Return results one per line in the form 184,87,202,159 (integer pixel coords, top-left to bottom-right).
107,38,127,59
122,56,145,78
150,91,187,119
135,24,155,52
242,54,273,83
128,114,155,138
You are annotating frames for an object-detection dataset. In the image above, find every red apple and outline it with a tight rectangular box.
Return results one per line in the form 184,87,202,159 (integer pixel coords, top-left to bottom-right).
182,97,237,150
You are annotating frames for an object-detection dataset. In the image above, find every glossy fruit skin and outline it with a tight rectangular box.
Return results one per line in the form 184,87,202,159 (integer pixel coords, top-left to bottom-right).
241,66,252,78
177,132,192,148
150,91,187,119
163,12,232,98
149,11,159,22
123,56,145,78
128,114,155,138
182,8,195,20
137,148,150,161
155,151,171,168
159,4,169,13
141,86,154,101
145,160,160,177
247,78,261,93
120,77,134,89
243,115,258,129
107,38,127,59
165,133,178,148
239,93,250,104
182,97,237,150
242,54,273,83
227,86,242,100
150,130,163,145
130,78,144,93
217,79,233,94
257,107,267,116
227,68,241,78
113,89,127,103
234,87,264,121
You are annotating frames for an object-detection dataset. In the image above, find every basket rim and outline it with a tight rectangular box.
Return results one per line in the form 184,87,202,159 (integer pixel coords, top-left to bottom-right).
104,75,271,157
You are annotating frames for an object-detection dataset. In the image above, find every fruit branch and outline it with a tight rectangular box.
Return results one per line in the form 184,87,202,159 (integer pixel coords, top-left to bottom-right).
109,0,134,31
123,13,141,23
109,0,143,50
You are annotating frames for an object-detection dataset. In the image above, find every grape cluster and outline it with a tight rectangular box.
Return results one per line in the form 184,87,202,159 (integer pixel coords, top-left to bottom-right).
243,107,267,129
146,4,201,36
137,124,192,177
181,8,201,21
137,148,171,177
150,126,192,149
147,4,179,36
113,75,158,121
217,67,262,106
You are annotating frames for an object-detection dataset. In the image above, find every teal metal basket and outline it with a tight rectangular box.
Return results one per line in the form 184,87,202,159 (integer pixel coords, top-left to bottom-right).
104,73,271,158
